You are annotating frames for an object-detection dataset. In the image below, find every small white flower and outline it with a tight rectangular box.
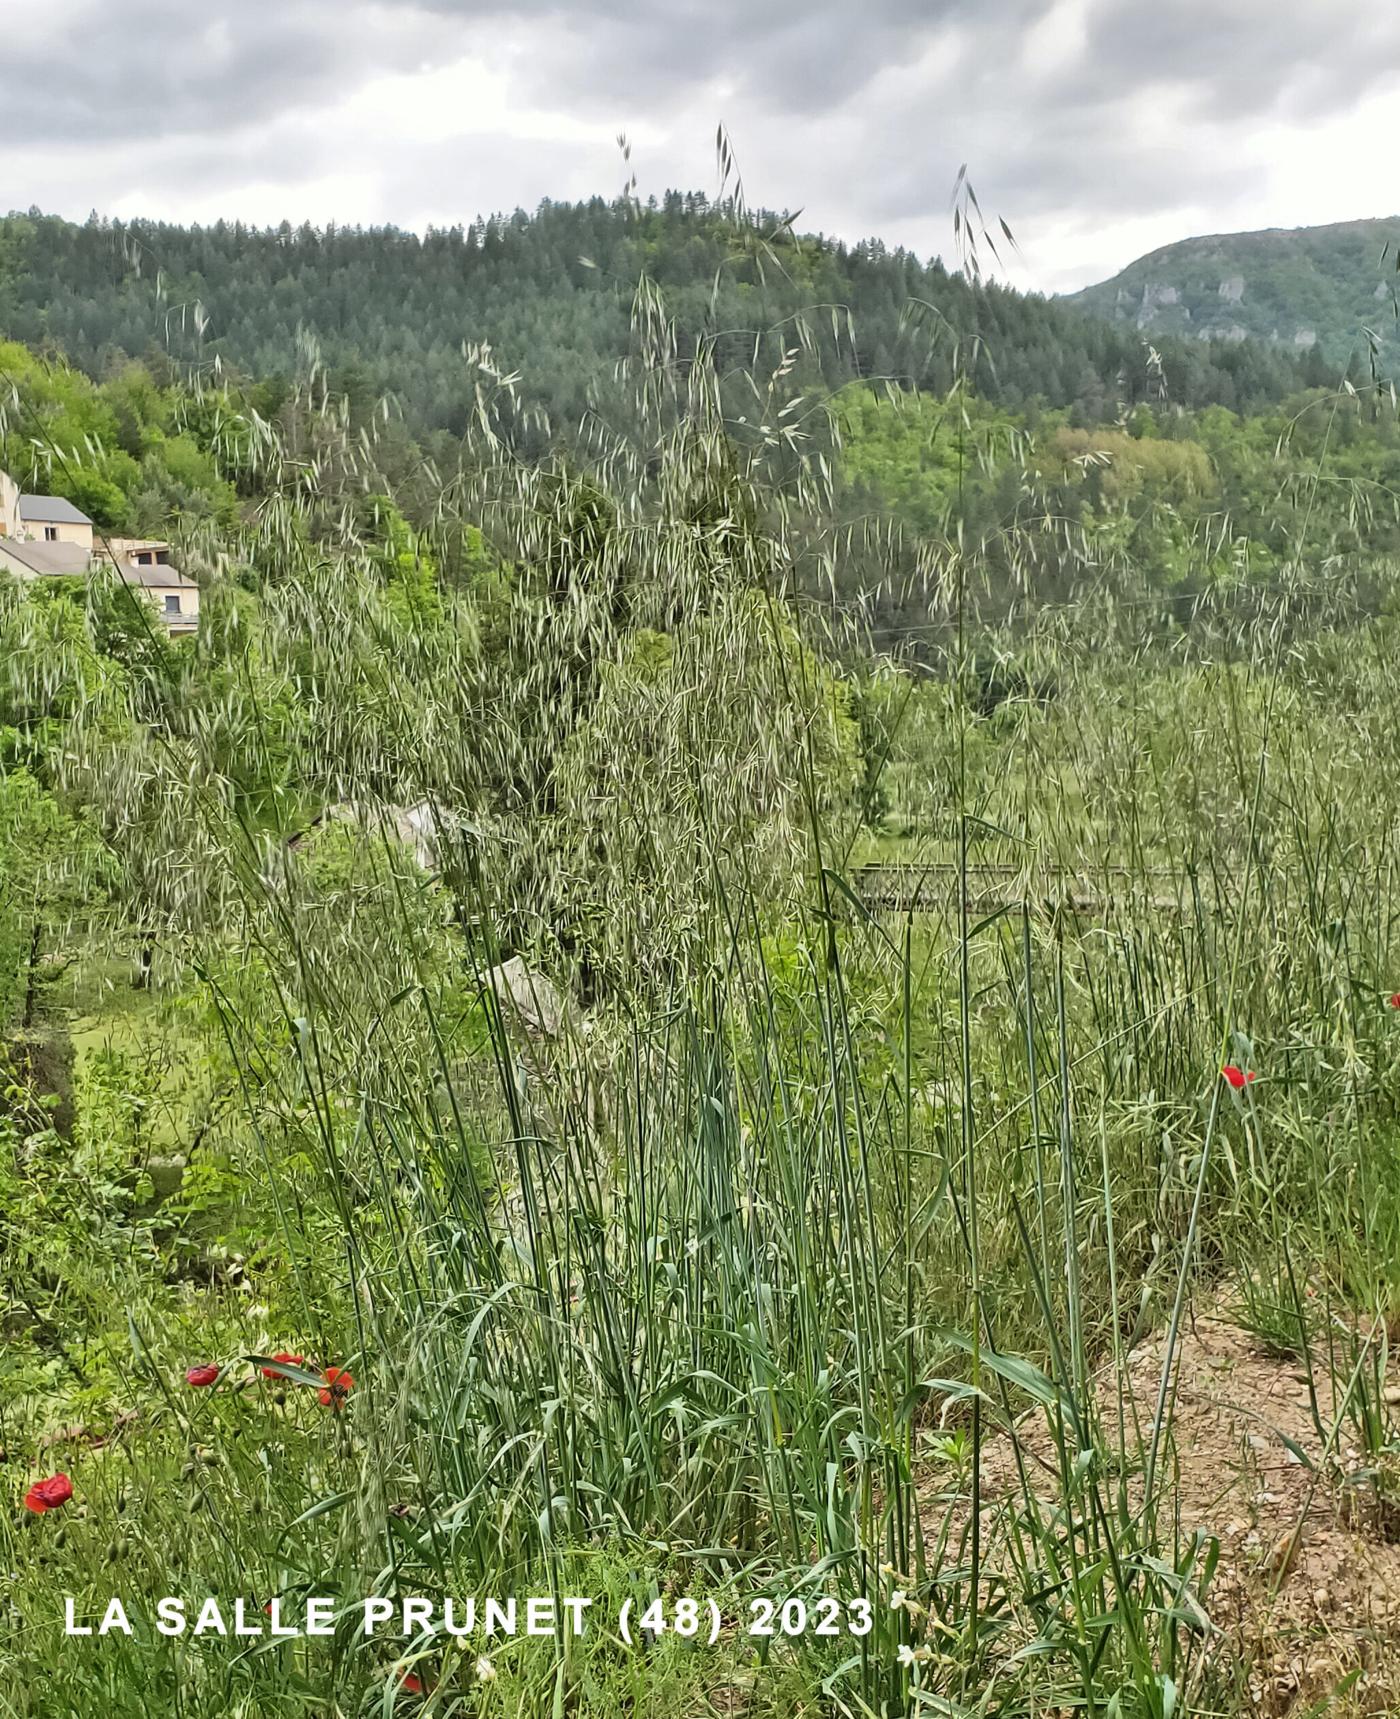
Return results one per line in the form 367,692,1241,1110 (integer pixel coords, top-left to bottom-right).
889,1589,907,1612
475,1656,497,1683
897,1644,917,1667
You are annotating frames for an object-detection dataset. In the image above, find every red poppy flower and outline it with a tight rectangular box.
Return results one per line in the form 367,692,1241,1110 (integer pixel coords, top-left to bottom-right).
185,1364,220,1388
1389,993,1400,1010
318,1366,354,1408
24,1473,73,1513
1221,1065,1256,1089
259,1352,306,1379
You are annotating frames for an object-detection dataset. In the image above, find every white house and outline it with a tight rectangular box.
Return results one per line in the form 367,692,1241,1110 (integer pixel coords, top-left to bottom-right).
106,558,200,634
16,492,95,550
0,471,14,537
0,471,198,633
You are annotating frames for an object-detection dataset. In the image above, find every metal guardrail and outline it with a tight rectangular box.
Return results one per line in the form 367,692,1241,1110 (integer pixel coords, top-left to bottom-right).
848,861,1188,914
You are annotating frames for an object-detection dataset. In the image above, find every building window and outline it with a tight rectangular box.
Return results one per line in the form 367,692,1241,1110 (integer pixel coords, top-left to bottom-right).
163,594,180,616
44,526,58,541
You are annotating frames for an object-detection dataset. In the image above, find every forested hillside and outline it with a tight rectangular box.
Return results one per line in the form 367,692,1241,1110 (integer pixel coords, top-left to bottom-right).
1067,215,1400,367
10,279,1400,1713
0,195,1327,436
13,188,1400,1712
5,317,1398,654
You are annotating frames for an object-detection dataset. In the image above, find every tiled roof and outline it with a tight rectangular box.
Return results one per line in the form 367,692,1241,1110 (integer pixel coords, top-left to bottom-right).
118,561,197,590
0,538,92,576
18,493,94,526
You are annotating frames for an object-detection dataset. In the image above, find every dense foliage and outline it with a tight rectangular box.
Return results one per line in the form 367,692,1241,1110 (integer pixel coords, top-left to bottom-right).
1,196,1330,443
7,229,1400,1716
0,338,240,534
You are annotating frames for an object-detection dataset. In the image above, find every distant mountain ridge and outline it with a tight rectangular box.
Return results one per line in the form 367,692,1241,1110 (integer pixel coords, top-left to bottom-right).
0,196,1320,436
1065,216,1400,368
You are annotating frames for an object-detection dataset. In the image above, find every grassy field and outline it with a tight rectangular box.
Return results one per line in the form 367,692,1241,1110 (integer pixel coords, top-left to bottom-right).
6,338,1400,1719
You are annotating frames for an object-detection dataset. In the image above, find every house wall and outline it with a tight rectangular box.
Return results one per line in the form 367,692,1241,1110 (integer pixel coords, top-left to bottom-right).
0,523,199,633
0,540,33,579
0,472,18,538
145,581,200,632
105,538,172,567
34,519,94,550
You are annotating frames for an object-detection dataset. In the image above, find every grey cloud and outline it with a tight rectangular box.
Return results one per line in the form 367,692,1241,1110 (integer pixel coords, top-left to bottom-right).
0,0,441,143
8,0,1400,295
2,0,1045,147
424,0,1051,118
1070,0,1400,121
852,80,1257,229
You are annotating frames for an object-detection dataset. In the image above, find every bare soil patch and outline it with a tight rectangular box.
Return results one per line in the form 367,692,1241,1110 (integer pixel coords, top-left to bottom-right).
950,1304,1400,1715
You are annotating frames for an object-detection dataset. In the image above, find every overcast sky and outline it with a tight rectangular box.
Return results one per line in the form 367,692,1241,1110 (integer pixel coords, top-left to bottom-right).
6,0,1400,294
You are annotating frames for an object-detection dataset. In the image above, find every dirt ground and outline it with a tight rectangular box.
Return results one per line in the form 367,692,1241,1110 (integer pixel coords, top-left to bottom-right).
962,1302,1400,1715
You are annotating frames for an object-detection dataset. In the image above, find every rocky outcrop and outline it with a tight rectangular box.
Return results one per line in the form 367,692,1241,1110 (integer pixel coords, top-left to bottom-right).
1067,214,1400,362
290,798,457,872
1136,282,1181,326
482,957,579,1040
